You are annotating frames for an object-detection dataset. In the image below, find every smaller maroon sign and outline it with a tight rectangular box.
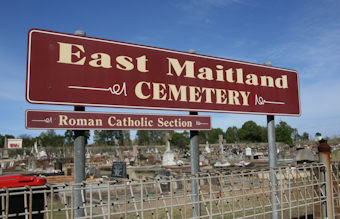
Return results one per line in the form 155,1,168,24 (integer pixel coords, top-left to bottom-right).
25,110,211,130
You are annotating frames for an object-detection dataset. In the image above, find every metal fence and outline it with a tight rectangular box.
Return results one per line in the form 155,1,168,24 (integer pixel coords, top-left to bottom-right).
332,162,340,218
1,162,337,219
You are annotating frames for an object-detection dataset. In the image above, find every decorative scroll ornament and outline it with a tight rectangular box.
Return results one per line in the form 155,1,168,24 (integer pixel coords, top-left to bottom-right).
255,94,284,105
68,82,127,96
32,117,52,124
196,121,209,126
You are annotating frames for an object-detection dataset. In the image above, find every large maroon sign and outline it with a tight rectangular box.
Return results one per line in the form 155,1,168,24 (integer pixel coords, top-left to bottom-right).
27,29,300,116
26,110,211,130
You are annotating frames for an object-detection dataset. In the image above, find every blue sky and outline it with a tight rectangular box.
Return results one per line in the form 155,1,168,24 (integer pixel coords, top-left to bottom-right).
1,0,340,140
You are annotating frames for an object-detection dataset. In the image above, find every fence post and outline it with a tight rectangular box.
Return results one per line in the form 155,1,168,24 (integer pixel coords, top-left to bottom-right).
318,139,334,218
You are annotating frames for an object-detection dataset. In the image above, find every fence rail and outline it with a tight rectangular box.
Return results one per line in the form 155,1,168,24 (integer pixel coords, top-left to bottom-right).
2,162,337,218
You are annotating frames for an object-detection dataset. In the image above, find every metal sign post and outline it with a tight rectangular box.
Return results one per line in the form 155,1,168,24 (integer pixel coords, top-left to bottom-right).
190,111,200,217
265,62,278,219
74,106,86,217
267,115,278,218
188,49,200,217
73,30,86,218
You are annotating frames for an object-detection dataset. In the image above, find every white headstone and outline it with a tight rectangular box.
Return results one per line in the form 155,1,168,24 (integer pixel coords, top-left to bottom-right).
205,141,211,153
132,145,138,157
218,135,224,154
245,147,252,156
162,141,176,166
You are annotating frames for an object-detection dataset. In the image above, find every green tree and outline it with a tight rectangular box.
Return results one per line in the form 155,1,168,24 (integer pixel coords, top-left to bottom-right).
199,131,209,144
275,121,294,145
208,128,224,144
94,130,114,145
64,130,74,146
0,134,15,147
37,130,64,147
238,121,262,142
261,126,268,142
121,130,131,146
18,134,35,147
136,130,150,145
225,126,238,143
93,130,127,145
149,130,169,145
64,130,90,145
170,132,189,149
113,130,124,145
301,132,309,141
291,128,300,142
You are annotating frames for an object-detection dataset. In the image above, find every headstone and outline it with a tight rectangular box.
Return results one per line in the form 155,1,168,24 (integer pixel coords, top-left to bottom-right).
34,141,38,154
65,148,70,159
55,160,63,172
294,148,317,163
174,180,183,190
3,137,8,159
155,149,161,162
115,149,123,161
28,158,37,171
218,135,224,156
199,154,206,165
147,154,156,164
37,148,47,160
205,141,211,153
245,147,252,160
215,135,232,167
126,168,137,179
159,170,171,192
86,166,101,179
245,147,252,156
66,167,73,176
85,149,91,159
162,141,176,166
41,160,50,170
111,162,127,178
132,145,138,157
